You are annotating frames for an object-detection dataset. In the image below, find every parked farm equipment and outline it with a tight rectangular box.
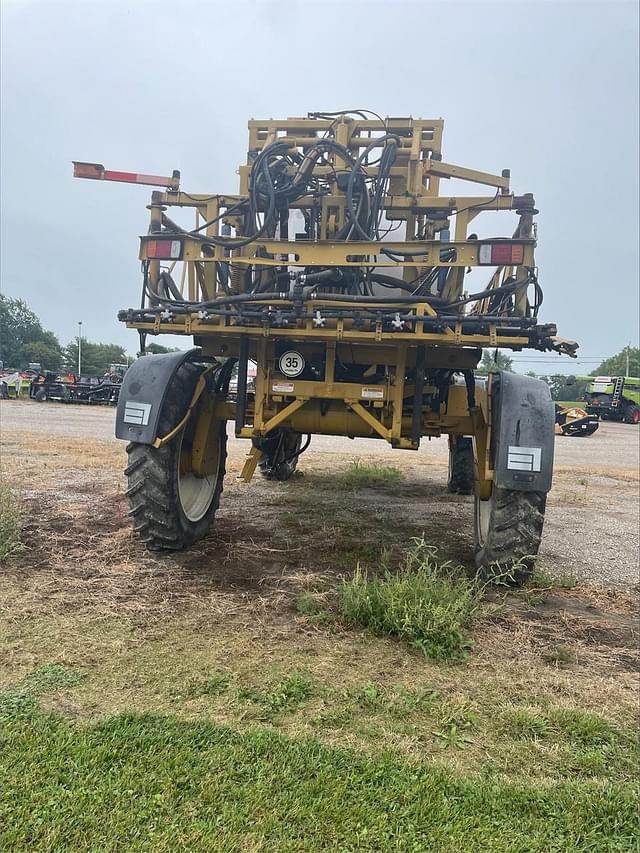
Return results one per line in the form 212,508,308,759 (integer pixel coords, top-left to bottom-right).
584,376,640,424
29,369,124,405
554,404,599,437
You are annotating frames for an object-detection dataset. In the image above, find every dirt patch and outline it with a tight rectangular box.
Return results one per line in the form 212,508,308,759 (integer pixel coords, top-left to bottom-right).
484,588,639,674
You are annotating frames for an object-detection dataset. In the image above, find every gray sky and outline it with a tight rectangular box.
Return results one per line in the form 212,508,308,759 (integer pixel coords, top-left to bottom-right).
1,0,638,374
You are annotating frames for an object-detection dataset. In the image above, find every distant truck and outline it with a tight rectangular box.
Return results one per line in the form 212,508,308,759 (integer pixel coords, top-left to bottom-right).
584,376,640,424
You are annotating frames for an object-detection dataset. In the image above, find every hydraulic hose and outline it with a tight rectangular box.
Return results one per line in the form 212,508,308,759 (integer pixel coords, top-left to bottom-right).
346,134,400,241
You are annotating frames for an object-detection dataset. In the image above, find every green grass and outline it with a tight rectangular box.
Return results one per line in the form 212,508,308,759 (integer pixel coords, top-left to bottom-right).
338,538,482,660
543,645,577,666
550,708,620,747
0,696,636,853
14,664,84,695
184,672,230,698
503,708,553,741
237,672,314,717
500,706,638,780
0,484,22,561
339,460,404,488
527,565,578,591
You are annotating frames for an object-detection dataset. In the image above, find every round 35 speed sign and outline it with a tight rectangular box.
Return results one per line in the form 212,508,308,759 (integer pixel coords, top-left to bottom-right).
278,351,305,377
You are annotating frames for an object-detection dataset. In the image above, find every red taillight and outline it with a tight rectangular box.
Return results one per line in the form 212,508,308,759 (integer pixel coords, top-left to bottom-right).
478,243,525,265
146,239,182,259
73,161,104,179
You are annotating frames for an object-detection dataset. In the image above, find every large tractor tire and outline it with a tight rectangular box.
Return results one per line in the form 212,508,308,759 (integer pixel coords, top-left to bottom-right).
623,404,640,425
473,487,546,584
253,430,303,481
125,364,226,550
447,436,474,495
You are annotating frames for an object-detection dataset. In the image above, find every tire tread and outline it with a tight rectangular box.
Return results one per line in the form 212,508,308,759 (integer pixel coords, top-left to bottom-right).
475,488,546,584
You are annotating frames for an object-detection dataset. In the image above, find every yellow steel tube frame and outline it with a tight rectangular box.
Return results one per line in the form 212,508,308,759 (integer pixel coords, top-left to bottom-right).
112,116,551,490
142,236,535,269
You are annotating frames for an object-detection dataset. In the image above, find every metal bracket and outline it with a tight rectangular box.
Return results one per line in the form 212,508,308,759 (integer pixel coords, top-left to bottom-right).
238,445,263,483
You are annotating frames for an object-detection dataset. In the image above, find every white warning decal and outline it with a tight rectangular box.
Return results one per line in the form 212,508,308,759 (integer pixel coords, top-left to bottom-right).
507,446,542,473
361,388,384,400
123,401,152,426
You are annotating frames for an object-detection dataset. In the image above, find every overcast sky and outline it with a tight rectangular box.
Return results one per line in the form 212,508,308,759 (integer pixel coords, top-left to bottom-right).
1,0,638,374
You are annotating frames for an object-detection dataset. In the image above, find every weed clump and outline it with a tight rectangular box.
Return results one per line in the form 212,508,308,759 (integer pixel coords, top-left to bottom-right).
17,664,84,695
238,672,314,714
340,461,404,489
0,485,22,561
543,645,577,667
528,565,578,590
503,708,551,741
295,591,334,625
186,673,230,698
338,537,482,661
549,708,617,747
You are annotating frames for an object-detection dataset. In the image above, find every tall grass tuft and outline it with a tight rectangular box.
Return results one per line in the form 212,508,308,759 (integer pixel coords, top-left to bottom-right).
0,485,22,561
340,461,404,488
338,537,482,661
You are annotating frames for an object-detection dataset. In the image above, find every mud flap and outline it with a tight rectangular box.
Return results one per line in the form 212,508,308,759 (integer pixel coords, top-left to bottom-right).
115,348,202,444
492,371,555,493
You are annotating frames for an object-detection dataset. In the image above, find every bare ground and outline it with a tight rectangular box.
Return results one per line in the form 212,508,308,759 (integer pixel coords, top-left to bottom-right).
1,399,638,587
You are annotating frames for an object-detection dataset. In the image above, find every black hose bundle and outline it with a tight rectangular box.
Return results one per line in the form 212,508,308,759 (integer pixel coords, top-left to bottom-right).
139,112,543,320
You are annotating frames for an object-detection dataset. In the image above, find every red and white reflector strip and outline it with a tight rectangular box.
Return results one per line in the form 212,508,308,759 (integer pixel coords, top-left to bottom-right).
478,243,525,265
73,162,179,189
146,239,182,260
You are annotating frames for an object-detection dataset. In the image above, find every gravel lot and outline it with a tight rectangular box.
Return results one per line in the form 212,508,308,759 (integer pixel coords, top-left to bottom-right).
1,399,639,588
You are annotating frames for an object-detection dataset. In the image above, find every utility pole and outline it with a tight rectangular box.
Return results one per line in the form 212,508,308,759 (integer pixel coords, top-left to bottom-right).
626,344,630,377
78,321,83,376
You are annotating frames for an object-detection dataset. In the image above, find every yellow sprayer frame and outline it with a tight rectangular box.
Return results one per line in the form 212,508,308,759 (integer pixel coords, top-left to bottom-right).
77,114,575,492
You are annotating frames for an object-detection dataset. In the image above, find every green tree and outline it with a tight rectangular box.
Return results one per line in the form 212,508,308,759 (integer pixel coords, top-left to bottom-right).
590,347,639,378
64,340,128,376
478,349,514,374
539,374,589,402
19,332,65,369
145,343,180,355
0,295,63,371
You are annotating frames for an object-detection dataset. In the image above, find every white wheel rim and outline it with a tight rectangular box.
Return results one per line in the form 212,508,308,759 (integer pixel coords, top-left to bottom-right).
177,431,219,523
475,494,492,547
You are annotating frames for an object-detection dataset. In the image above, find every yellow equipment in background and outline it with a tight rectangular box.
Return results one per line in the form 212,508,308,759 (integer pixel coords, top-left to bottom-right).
555,405,599,437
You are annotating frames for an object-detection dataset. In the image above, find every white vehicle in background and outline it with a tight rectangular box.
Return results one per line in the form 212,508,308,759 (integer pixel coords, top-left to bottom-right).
0,371,23,399
228,361,257,401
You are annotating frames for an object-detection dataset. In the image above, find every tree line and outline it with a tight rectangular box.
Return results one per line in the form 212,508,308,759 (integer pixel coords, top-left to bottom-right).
0,295,177,376
0,295,129,375
480,348,639,401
